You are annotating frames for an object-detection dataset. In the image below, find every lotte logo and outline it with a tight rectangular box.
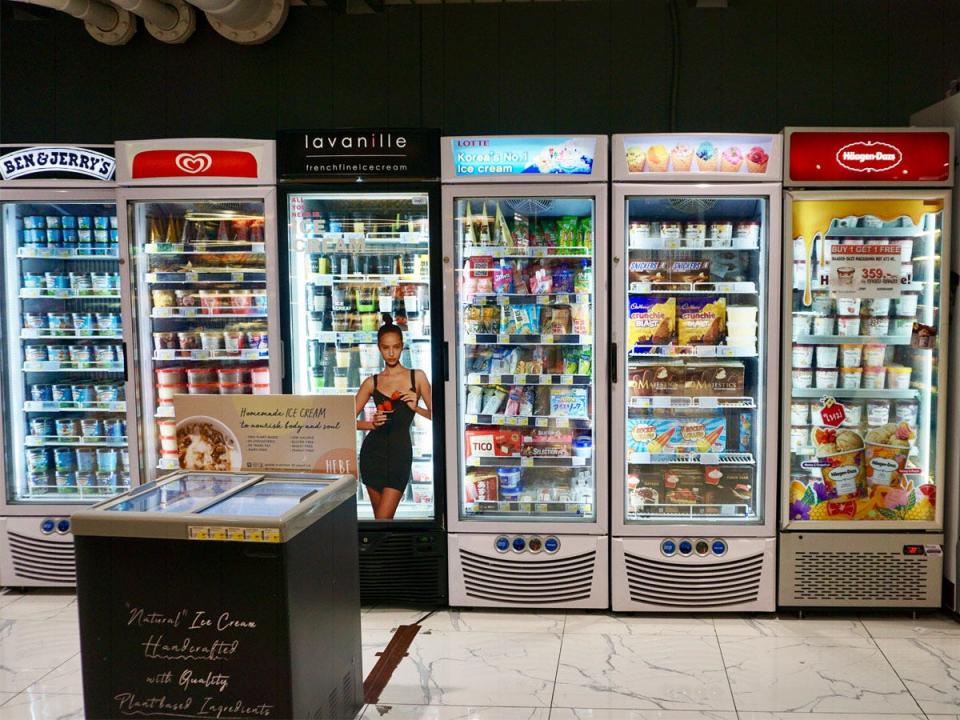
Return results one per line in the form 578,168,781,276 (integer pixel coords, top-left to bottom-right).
174,152,213,175
835,141,903,173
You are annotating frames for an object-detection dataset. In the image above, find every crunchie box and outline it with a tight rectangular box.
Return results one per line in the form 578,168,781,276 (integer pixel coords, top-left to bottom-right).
677,296,726,345
628,295,676,348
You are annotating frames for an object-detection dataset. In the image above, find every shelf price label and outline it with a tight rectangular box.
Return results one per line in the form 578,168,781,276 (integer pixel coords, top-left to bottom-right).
828,243,902,299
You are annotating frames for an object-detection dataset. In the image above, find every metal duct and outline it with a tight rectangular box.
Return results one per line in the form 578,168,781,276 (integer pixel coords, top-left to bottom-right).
185,0,288,44
11,0,137,44
111,0,196,43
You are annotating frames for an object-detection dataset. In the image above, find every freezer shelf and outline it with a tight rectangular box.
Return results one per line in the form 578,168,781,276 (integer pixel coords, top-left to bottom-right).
20,289,120,299
24,361,123,372
467,373,591,386
18,248,118,260
629,237,759,251
466,501,590,515
465,414,591,429
153,349,268,361
21,330,121,340
26,436,127,448
24,401,125,412
629,281,757,294
465,333,592,346
629,452,756,465
628,396,755,409
629,345,756,358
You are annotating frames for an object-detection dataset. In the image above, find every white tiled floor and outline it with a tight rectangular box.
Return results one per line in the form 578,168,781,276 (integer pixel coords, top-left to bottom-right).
2,591,960,719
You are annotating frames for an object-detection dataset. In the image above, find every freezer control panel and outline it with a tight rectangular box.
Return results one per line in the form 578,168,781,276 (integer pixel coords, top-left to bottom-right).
660,538,727,557
495,535,560,554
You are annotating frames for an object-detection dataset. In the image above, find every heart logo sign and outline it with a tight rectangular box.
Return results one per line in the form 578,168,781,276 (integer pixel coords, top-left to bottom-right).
174,152,213,175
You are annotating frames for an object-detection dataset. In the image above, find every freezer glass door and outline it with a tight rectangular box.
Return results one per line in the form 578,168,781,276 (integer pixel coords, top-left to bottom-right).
130,200,272,480
785,197,943,524
287,192,435,521
454,196,597,522
621,196,768,524
2,201,131,503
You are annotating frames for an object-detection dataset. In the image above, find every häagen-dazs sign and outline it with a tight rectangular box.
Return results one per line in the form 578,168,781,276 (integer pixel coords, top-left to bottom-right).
0,146,116,181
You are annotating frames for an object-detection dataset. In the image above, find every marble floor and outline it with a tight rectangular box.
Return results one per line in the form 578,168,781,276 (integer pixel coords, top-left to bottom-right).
0,589,958,719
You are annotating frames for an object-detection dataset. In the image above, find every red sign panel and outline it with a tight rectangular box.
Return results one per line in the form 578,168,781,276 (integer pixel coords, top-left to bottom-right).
131,150,258,179
789,131,951,183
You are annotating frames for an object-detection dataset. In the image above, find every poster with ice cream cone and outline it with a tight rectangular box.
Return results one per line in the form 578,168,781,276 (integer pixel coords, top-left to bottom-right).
174,395,357,476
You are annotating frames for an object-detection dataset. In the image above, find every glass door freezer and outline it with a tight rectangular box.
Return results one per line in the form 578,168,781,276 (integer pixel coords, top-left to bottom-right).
609,133,783,613
442,135,609,608
0,143,141,588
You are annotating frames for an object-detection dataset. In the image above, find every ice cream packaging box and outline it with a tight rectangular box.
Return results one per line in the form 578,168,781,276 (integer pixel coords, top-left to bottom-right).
628,416,727,454
465,428,523,458
677,296,726,345
628,295,675,348
550,387,588,418
628,362,684,396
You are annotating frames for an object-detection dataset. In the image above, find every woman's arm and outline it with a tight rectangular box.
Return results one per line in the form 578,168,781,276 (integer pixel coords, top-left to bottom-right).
412,370,433,421
355,377,381,431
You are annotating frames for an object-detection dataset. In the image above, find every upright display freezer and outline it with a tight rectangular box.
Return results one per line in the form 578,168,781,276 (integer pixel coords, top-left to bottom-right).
442,135,608,608
912,98,960,616
0,143,140,587
115,139,281,482
278,129,447,604
609,133,783,612
780,127,954,608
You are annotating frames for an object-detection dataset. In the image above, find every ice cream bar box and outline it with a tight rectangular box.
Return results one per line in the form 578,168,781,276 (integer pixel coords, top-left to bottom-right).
628,416,727,454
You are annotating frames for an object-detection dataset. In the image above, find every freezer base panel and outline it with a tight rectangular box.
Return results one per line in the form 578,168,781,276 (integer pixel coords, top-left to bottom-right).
611,536,775,612
779,532,943,608
0,517,76,587
359,528,447,605
448,533,608,609
944,577,957,616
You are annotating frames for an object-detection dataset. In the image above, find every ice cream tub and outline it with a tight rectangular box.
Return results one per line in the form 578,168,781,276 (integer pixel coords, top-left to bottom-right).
840,344,863,368
252,383,270,395
72,384,95,403
186,368,216,384
160,435,178,452
217,368,247,385
891,317,913,337
840,367,862,389
47,345,69,362
187,383,218,395
23,313,47,329
811,294,834,315
894,294,918,317
154,332,177,350
865,441,909,488
223,331,245,352
47,312,71,329
793,345,814,368
94,346,115,363
792,369,813,388
864,298,891,317
68,345,92,363
836,316,861,337
816,345,838,368
251,366,270,386
220,382,251,395
790,402,810,425
95,313,119,331
862,366,886,389
816,369,838,389
23,216,45,229
886,365,912,389
156,382,186,401
818,447,866,500
863,344,886,366
814,316,836,335
790,426,809,452
864,317,889,336
200,332,225,350
72,313,94,331
22,272,43,288
94,384,119,403
836,297,861,315
843,401,864,426
792,313,813,339
156,367,186,385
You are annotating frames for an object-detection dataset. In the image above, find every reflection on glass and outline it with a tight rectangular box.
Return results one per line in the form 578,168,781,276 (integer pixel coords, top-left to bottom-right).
786,201,942,523
200,480,329,516
107,473,248,513
622,196,768,523
454,196,597,522
287,193,435,521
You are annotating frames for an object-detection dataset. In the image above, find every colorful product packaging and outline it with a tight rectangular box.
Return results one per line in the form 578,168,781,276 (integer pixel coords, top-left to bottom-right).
628,260,669,284
627,416,727,454
465,428,523,458
521,430,573,458
683,362,745,396
464,470,498,502
677,296,726,345
550,387,588,418
628,295,676,348
628,362,684,396
662,467,704,505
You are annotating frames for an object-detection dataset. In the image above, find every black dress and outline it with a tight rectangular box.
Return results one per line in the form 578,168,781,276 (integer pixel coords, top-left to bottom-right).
359,370,416,492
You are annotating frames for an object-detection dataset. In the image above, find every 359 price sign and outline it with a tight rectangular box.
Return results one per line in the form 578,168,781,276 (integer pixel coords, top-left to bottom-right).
828,243,902,298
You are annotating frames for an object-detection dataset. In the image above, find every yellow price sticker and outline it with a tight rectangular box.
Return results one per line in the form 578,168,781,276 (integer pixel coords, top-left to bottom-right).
264,529,281,543
562,375,574,385
536,417,549,427
497,334,509,343
211,528,227,541
245,529,264,542
228,528,246,542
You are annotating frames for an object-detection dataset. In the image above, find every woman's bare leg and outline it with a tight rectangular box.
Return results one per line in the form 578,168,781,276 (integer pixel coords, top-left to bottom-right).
374,488,403,519
365,486,382,514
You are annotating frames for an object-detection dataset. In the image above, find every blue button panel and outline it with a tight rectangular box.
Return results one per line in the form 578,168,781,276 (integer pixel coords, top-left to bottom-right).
661,539,677,556
544,537,560,554
678,539,693,556
512,537,526,552
495,536,511,553
712,539,727,556
56,519,71,534
498,536,561,554
40,519,56,534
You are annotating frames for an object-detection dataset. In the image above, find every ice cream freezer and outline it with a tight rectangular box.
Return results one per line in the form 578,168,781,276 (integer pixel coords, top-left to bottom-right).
71,471,362,720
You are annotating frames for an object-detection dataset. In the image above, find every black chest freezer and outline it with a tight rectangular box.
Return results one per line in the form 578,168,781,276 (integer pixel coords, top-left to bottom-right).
71,471,362,720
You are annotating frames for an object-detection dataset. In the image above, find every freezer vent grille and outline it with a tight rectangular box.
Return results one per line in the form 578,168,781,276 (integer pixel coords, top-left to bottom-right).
624,551,763,607
7,531,76,585
325,669,358,720
359,531,446,604
793,551,928,601
459,548,596,604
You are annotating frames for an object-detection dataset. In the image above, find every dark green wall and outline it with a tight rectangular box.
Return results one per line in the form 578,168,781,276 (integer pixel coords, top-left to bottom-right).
2,0,959,143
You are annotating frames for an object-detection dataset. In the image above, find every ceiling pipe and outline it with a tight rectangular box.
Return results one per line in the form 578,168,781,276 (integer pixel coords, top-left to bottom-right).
11,0,136,43
184,0,288,44
111,0,196,43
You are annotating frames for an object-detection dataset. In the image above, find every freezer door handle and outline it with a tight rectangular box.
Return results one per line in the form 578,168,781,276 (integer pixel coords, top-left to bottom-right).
610,342,618,384
442,341,450,382
121,342,129,383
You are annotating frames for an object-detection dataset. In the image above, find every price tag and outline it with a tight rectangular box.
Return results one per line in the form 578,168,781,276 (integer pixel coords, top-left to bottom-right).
555,294,570,304
537,504,549,513
190,527,210,540
228,528,246,542
715,282,733,293
828,243,902,298
542,334,554,344
514,374,526,384
244,529,264,542
521,457,535,467
497,334,509,344
532,247,546,257
665,238,682,249
519,503,532,512
536,417,549,427
492,416,505,425
536,295,549,305
506,416,519,426
561,375,574,385
556,418,570,428
264,529,281,543
232,272,244,282
497,296,510,306
185,272,198,282
465,334,477,345
465,415,478,424
210,527,227,541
